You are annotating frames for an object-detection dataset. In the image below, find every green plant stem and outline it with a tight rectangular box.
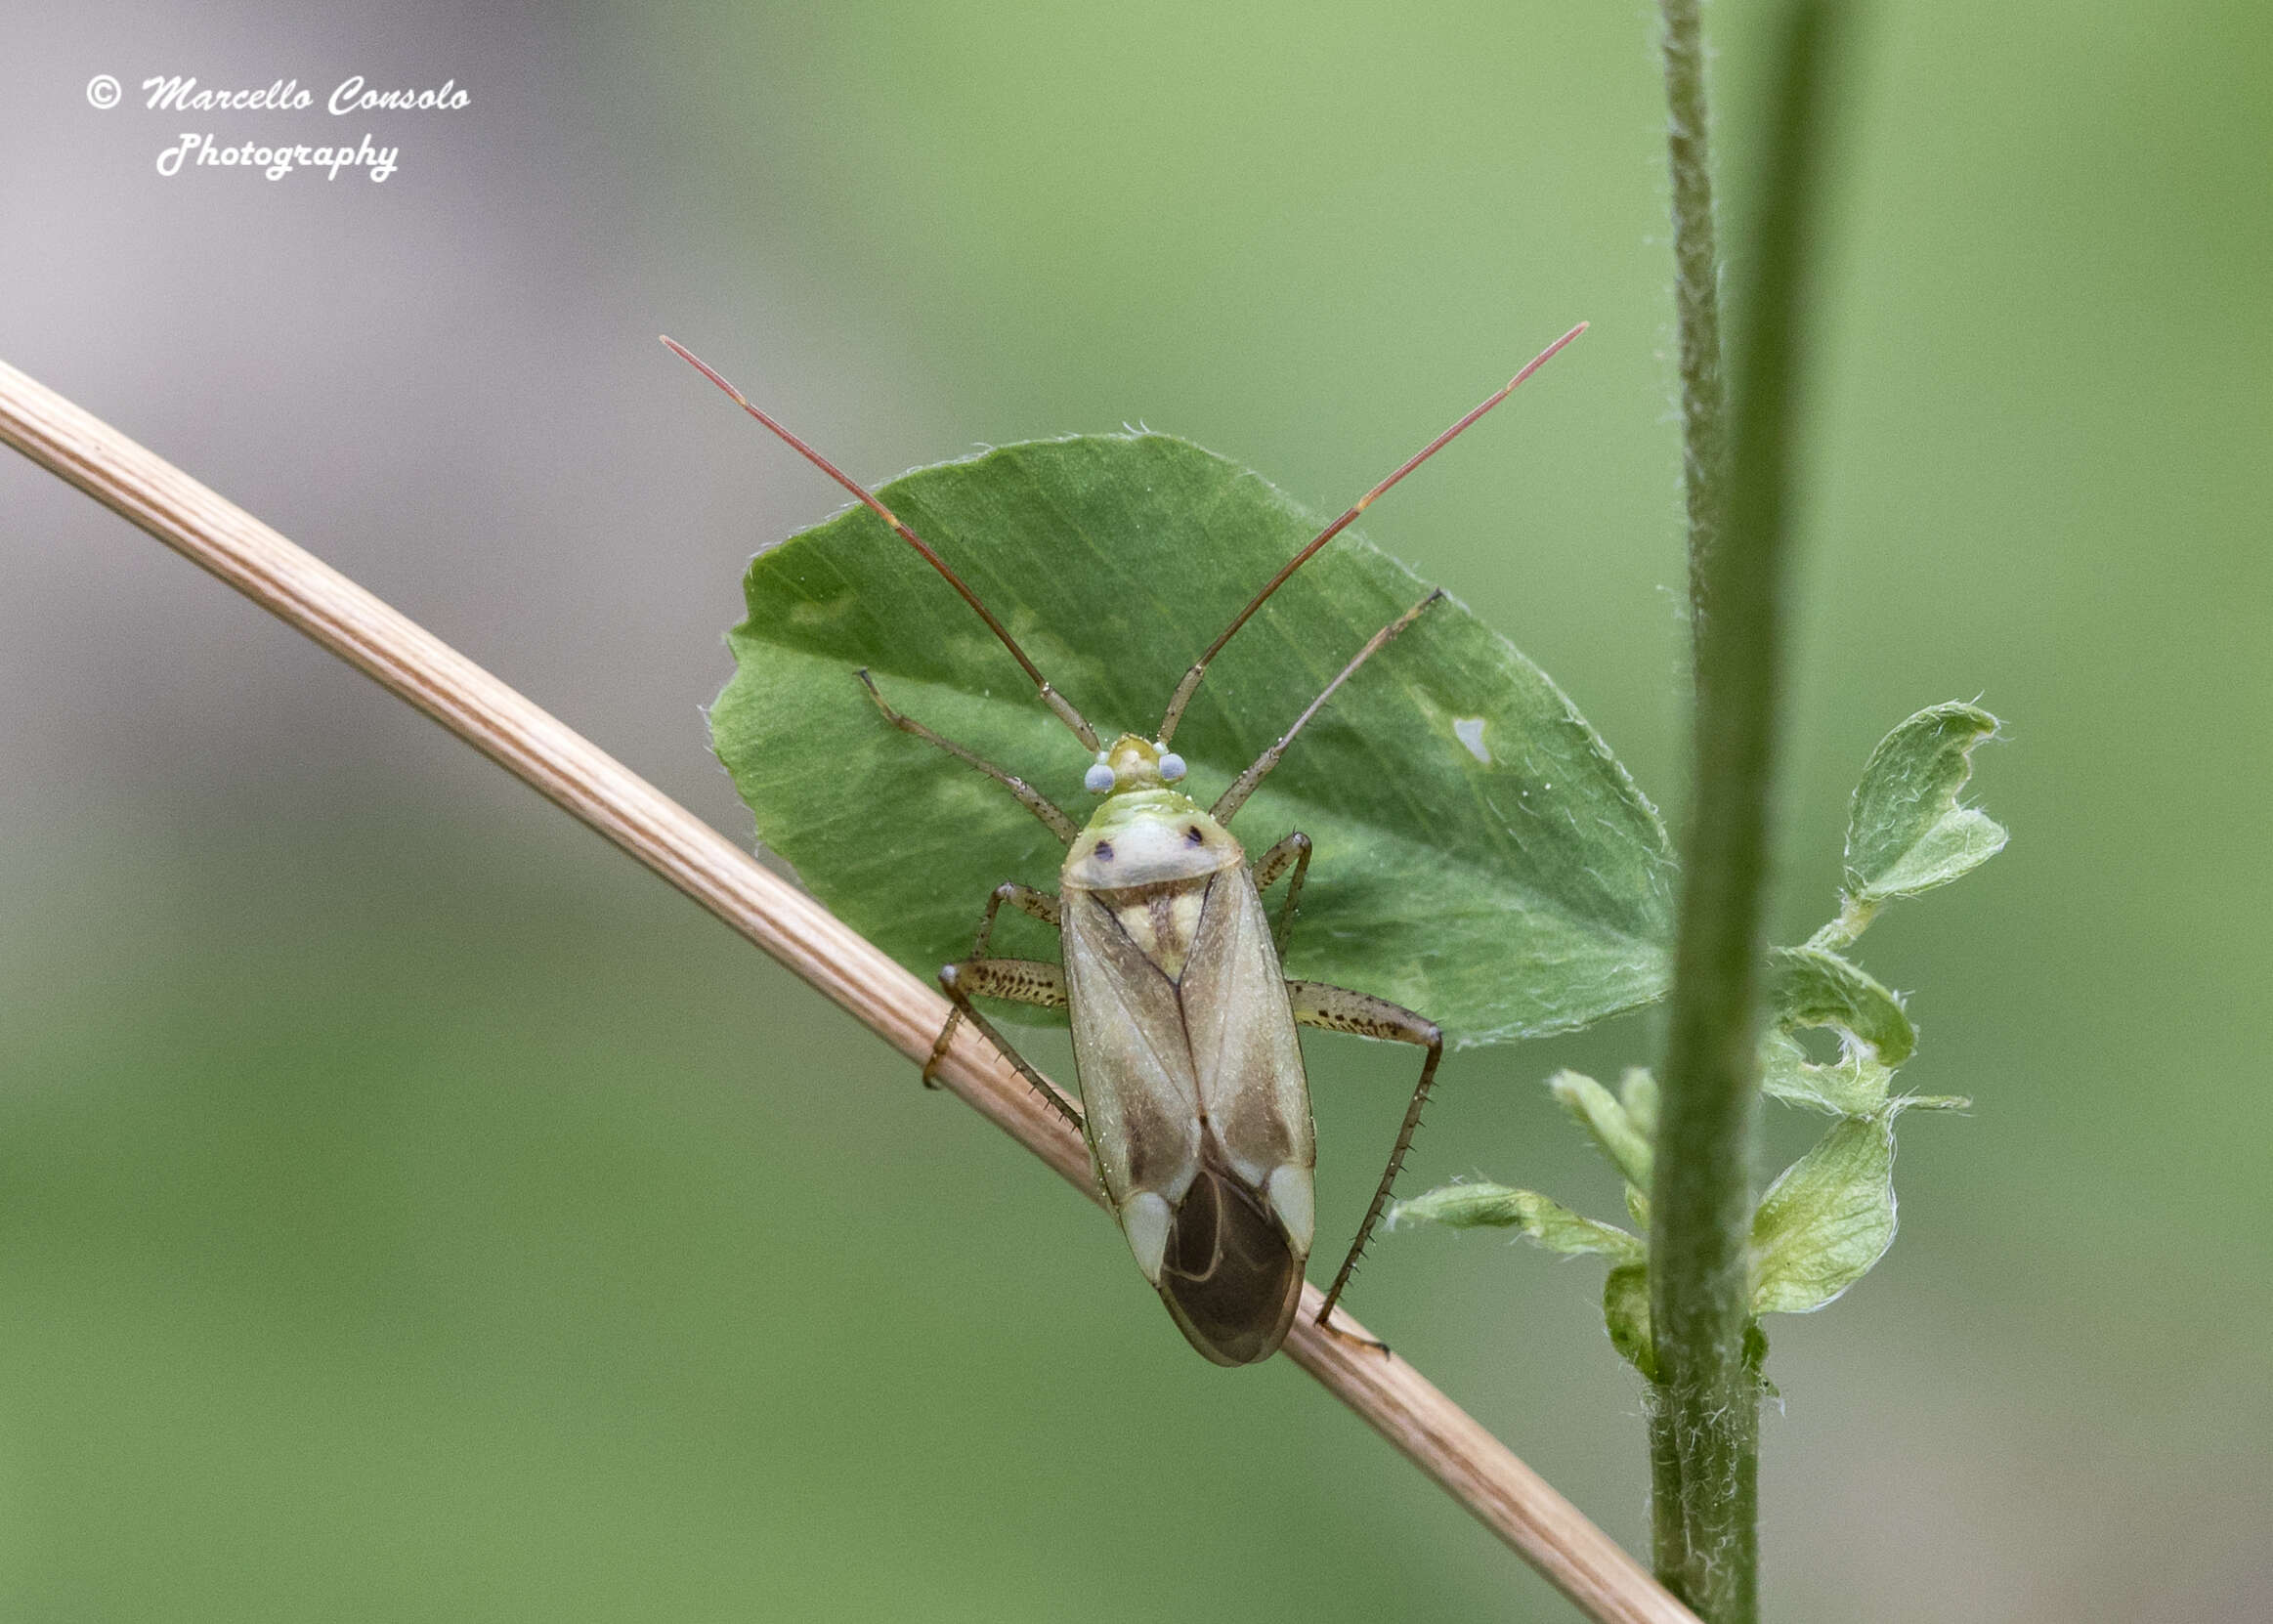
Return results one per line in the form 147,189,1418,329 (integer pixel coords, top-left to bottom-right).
1649,3,1846,1620
1647,0,1736,1600
1660,0,1725,618
1803,897,1878,954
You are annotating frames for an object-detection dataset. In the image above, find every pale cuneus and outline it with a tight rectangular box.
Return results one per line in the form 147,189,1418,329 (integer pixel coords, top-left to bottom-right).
670,325,1584,1364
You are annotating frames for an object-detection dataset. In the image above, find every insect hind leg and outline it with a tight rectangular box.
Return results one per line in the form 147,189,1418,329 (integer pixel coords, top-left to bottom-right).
931,960,1081,1131
1284,979,1444,1339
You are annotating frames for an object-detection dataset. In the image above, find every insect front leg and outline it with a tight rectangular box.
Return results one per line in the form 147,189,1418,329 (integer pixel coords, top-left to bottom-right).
922,882,1061,1090
932,958,1082,1131
1284,979,1444,1337
857,670,1079,842
1212,591,1444,825
1250,831,1312,956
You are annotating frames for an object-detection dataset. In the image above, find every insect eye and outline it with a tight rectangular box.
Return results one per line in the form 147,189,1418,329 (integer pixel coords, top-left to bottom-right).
1158,751,1186,782
1084,762,1115,793
1094,841,1115,862
1184,826,1205,846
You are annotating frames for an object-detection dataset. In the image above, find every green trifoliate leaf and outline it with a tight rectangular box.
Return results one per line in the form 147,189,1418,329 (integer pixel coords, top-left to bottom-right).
712,434,1675,1046
1749,1115,1898,1314
1389,1181,1643,1261
1771,944,1915,1066
1843,703,2007,908
1603,1263,1655,1379
1549,1069,1652,1191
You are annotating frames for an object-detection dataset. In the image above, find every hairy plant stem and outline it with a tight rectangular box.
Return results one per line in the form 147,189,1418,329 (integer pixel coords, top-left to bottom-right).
1803,897,1878,954
1659,0,1726,619
1649,2,1845,1619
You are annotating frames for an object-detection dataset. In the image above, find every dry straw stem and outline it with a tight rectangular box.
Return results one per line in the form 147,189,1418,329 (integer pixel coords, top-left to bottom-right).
0,357,1694,1624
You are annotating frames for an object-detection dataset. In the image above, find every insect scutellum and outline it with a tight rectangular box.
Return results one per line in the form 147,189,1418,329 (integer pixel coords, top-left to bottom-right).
671,322,1585,1363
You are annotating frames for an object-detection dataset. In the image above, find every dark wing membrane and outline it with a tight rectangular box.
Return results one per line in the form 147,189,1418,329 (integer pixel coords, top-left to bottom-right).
1156,1143,1306,1366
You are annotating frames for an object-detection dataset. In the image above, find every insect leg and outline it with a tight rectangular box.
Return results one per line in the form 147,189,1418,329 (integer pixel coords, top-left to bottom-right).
1249,831,1312,957
1284,979,1444,1333
968,883,1062,953
932,960,1082,1131
922,883,1061,1090
1211,591,1445,825
857,670,1079,843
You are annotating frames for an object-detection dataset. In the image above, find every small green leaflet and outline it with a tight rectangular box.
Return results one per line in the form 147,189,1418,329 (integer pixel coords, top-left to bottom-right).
1603,1264,1655,1380
1748,1115,1898,1314
1843,703,2007,907
1551,1068,1654,1190
1770,945,1914,1067
1758,1030,1895,1117
711,434,1675,1046
1388,1180,1643,1261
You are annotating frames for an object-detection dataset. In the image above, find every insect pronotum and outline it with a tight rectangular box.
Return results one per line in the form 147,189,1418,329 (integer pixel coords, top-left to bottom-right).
670,324,1585,1364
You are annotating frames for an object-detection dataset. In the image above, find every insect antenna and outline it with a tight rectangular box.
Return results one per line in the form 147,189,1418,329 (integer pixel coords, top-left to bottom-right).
664,337,1101,751
1155,321,1587,746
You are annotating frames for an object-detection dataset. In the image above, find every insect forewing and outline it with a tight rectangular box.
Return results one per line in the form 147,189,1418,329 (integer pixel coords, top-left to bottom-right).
1178,869,1314,1251
1062,889,1205,1227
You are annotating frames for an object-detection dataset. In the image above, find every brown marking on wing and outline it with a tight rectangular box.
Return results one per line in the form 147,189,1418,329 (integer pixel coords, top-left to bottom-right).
1177,865,1308,1182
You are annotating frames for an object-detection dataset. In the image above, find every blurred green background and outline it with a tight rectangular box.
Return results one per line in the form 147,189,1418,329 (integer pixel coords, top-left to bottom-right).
1,1,2265,1618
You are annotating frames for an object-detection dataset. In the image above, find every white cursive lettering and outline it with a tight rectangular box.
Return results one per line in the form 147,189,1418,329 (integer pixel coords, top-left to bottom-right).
143,76,313,112
153,132,401,183
327,75,469,115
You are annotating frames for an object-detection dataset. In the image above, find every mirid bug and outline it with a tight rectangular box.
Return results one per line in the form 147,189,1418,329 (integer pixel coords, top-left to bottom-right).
669,325,1584,1363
